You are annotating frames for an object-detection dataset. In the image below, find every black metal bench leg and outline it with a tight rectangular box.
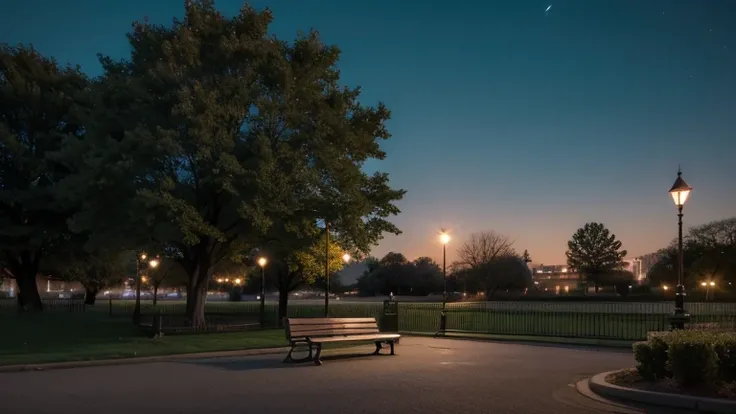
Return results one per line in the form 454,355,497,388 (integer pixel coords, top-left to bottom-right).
313,343,323,366
389,340,395,355
373,341,383,355
283,341,313,364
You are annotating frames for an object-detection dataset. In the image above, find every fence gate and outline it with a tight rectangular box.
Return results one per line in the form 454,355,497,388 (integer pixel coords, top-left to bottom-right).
381,300,399,332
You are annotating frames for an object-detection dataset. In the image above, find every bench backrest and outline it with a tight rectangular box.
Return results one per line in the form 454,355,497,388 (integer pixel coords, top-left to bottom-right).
285,317,380,340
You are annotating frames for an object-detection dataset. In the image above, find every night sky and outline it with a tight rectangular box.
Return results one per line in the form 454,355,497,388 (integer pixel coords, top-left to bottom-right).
2,0,735,265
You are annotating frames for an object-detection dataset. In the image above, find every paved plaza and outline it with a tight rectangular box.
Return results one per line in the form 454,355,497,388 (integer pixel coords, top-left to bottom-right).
0,337,694,413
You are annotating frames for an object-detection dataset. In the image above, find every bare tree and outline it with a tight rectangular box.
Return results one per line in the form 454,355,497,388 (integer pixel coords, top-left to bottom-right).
457,231,516,268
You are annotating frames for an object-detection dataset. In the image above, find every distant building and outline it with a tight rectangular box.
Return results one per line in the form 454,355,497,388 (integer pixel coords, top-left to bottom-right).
624,253,660,283
530,264,583,294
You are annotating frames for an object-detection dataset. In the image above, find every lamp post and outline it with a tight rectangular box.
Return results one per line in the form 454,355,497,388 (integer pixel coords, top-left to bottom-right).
257,257,267,328
133,254,159,325
324,221,330,317
668,169,692,330
440,230,451,304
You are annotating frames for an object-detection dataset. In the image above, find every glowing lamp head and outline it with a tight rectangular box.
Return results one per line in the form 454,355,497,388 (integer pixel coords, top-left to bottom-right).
342,253,351,263
140,253,147,261
439,232,451,245
710,281,715,287
258,257,267,267
701,282,707,287
148,259,159,268
234,278,242,285
669,170,692,207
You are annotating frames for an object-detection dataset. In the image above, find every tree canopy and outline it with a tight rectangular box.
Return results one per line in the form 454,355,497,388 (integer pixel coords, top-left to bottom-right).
648,217,736,289
0,44,89,311
52,1,404,324
566,222,627,289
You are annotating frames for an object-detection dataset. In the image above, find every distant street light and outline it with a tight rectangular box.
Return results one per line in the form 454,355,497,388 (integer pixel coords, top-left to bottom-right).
342,253,351,263
668,168,692,329
133,253,159,325
258,257,267,329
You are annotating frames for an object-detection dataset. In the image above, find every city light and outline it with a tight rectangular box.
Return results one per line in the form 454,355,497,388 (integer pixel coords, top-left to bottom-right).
141,276,148,283
342,253,351,263
149,259,159,268
258,257,267,267
234,278,242,285
663,285,669,291
140,253,147,260
701,282,707,287
710,281,716,287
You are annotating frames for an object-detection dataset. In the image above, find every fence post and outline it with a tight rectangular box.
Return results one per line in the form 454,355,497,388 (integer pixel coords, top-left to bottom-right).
109,296,113,317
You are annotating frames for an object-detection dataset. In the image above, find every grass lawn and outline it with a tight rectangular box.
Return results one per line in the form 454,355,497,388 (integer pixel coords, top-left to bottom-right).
0,312,287,366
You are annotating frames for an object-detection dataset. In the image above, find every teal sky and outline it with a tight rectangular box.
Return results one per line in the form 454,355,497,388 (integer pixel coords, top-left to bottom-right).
2,0,735,265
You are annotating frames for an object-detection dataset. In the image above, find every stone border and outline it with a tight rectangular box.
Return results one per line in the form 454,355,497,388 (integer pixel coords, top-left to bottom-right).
589,369,736,414
0,346,289,374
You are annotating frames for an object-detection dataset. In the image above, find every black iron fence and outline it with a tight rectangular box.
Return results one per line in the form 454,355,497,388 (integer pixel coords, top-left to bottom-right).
0,298,86,313
3,298,735,341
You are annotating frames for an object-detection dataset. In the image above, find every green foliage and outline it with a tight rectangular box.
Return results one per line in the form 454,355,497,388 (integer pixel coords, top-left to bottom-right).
566,222,627,288
356,253,444,296
635,330,736,387
455,255,531,297
0,44,89,310
633,341,657,380
714,334,736,382
648,217,736,289
293,234,348,286
54,1,404,324
667,332,719,386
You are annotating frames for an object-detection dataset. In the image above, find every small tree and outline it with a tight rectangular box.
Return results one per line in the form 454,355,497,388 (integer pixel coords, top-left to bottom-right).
457,231,516,268
566,222,627,292
147,258,188,306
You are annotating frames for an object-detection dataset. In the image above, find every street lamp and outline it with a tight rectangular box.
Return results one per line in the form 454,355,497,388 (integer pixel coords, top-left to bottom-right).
342,253,351,263
258,257,267,328
440,230,451,301
133,252,158,325
669,168,692,329
436,230,451,337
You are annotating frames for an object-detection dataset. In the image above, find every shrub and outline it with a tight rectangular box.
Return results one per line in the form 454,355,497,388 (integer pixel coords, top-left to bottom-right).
647,331,671,379
714,333,736,382
634,341,657,380
667,332,719,387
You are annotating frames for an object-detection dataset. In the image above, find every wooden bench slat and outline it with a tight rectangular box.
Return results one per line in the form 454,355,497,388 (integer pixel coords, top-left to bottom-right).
290,324,378,334
287,318,377,325
311,333,400,343
291,328,380,337
290,322,379,330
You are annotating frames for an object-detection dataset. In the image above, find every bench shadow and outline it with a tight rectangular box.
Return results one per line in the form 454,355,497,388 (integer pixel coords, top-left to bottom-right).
186,349,392,372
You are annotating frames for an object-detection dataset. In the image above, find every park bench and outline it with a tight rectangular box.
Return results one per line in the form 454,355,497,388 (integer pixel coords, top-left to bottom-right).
283,317,401,366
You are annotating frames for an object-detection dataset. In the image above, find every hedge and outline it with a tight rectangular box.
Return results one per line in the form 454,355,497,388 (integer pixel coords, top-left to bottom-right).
634,330,736,387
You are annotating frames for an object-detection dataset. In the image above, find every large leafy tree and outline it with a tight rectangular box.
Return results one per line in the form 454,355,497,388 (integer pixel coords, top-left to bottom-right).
0,44,88,311
67,1,403,325
648,217,736,289
566,222,627,291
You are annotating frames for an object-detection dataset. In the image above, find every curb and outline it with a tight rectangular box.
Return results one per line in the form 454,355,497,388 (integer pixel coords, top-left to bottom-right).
589,369,736,414
0,347,290,374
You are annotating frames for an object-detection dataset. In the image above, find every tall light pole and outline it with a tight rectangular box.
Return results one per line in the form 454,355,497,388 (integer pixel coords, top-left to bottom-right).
668,168,692,330
440,230,451,298
133,253,158,325
258,257,267,329
324,221,330,317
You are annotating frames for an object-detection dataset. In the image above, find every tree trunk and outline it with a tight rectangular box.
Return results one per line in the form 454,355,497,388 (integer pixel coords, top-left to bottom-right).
11,256,43,312
187,278,208,327
84,287,98,305
278,288,289,327
153,285,158,306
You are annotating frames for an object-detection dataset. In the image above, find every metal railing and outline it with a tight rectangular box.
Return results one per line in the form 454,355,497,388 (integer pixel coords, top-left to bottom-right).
3,298,735,341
